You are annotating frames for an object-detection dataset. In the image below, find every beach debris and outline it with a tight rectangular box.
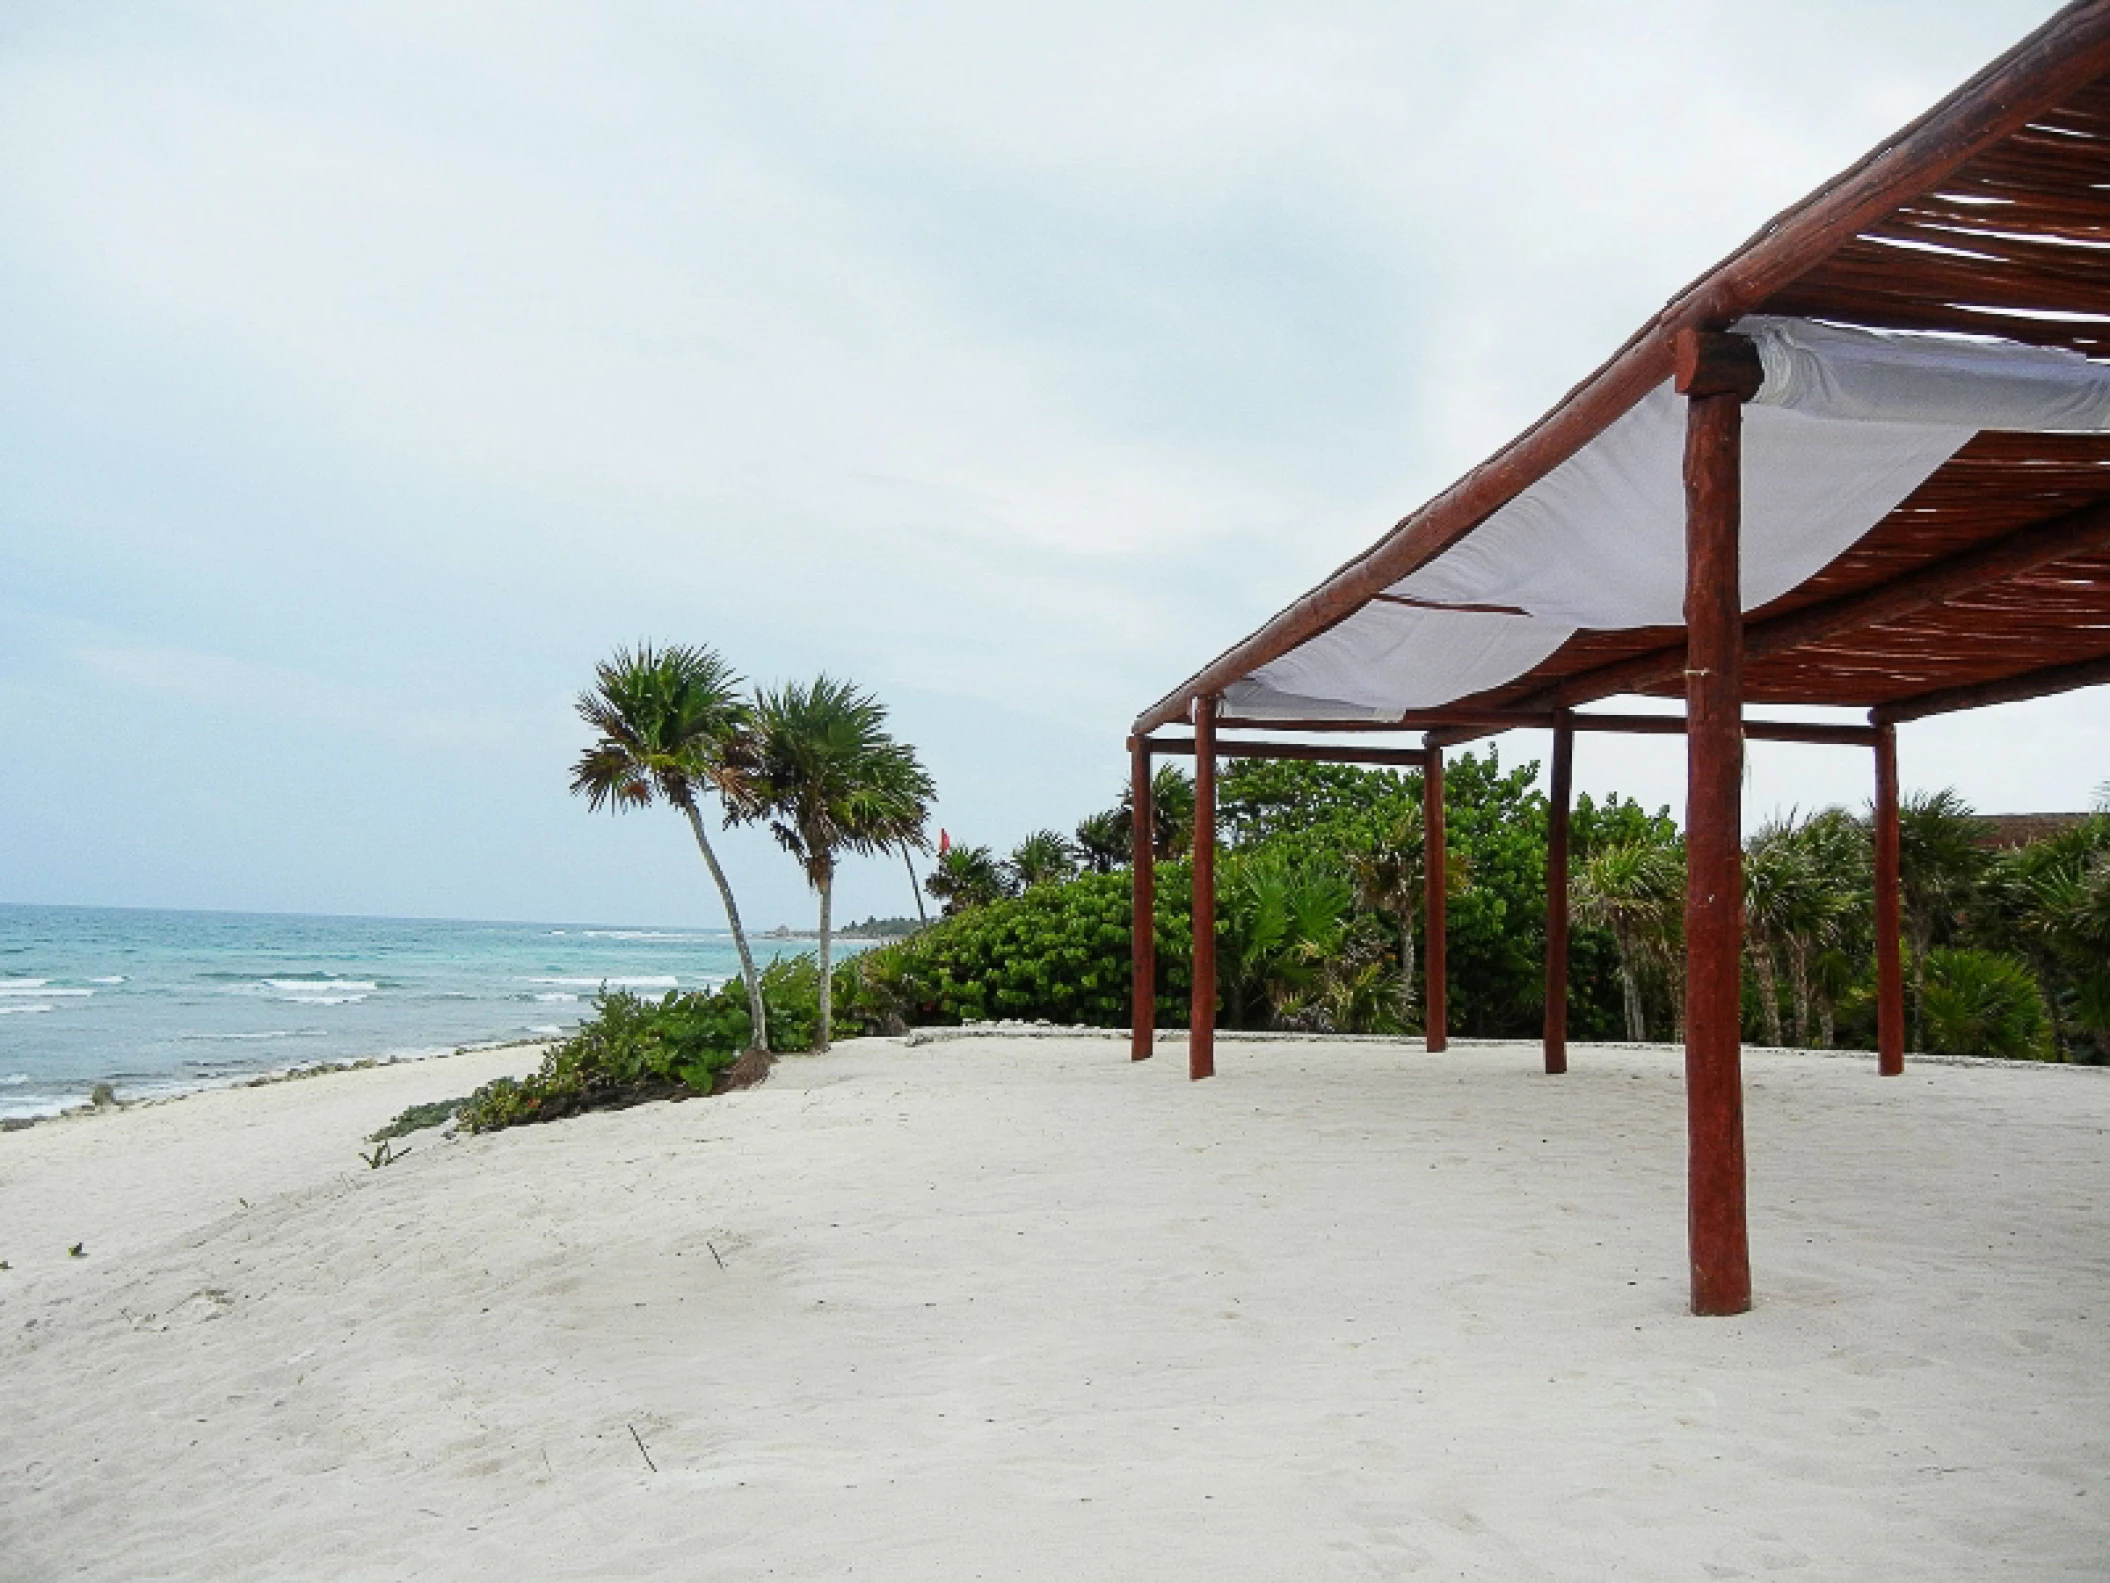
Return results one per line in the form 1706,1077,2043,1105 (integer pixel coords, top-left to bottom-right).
627,1423,657,1473
0,1259,11,1271
90,1083,117,1109
707,1241,725,1270
358,1140,410,1170
67,1242,84,1258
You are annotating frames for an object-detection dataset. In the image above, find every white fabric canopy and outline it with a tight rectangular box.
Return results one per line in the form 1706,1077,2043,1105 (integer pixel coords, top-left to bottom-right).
1227,318,2110,721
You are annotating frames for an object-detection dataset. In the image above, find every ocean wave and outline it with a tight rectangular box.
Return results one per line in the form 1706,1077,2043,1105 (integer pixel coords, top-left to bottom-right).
177,1029,324,1043
579,930,716,941
525,975,678,989
264,979,377,992
0,986,91,998
525,1023,564,1035
89,975,127,984
2,1072,27,1084
533,992,579,1003
0,978,48,989
0,1004,55,1015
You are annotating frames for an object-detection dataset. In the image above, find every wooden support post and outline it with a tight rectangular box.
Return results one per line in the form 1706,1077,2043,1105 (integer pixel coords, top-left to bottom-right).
1874,721,1905,1078
1130,737,1155,1063
1679,346,1753,1318
1544,717,1573,1075
1425,745,1448,1054
1190,697,1218,1081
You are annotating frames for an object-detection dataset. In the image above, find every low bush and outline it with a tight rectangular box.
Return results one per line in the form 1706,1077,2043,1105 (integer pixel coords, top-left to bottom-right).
369,1097,467,1141
457,956,831,1134
835,867,1190,1031
1920,947,2056,1061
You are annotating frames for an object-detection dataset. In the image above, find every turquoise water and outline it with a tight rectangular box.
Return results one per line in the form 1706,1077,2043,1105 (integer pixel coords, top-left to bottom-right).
0,904,829,1119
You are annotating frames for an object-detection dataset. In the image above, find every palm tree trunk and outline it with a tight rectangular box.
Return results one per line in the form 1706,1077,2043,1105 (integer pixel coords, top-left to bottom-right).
1752,946,1785,1047
1787,947,1814,1047
1908,927,1930,1052
1621,965,1647,1042
1398,908,1418,1032
816,866,834,1052
1615,929,1647,1041
683,802,769,1055
902,845,928,925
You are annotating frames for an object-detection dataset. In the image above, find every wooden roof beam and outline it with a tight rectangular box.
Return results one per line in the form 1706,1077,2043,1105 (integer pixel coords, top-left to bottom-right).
1423,713,1883,751
1134,736,1430,768
1872,650,2110,723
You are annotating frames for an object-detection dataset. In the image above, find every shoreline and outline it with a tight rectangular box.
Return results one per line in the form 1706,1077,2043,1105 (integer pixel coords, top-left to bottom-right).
0,1037,554,1133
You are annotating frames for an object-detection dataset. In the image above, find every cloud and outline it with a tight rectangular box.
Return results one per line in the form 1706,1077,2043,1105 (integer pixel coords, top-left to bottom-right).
0,0,2083,920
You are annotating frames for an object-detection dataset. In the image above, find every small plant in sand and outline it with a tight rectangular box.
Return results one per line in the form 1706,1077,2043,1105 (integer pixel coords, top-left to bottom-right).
369,1098,466,1142
359,1140,409,1169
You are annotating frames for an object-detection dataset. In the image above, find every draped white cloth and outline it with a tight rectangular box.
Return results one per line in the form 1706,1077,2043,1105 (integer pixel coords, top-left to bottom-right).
1225,319,2110,722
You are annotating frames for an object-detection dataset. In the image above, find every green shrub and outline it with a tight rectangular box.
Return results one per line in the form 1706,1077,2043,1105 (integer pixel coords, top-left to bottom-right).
1920,947,2056,1061
457,959,833,1134
835,867,1188,1031
369,1097,468,1141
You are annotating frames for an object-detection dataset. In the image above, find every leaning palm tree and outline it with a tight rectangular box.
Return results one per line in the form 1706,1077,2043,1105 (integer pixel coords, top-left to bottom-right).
569,643,770,1067
743,677,935,1052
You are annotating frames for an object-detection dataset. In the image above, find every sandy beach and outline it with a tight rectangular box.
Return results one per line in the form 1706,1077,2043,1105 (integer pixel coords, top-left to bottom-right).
3,1033,2106,1580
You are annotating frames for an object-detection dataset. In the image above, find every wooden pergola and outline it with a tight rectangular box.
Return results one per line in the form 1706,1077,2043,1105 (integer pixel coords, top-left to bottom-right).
1126,2,2110,1316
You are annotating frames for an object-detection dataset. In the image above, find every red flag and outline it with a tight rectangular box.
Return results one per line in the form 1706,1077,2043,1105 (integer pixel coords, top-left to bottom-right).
938,828,951,855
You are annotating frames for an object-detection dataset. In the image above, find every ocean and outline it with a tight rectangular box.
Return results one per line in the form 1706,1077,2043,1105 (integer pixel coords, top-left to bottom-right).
0,903,837,1120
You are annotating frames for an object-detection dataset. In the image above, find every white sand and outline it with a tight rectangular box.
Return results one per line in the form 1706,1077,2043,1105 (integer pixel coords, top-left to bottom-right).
2,1035,2105,1580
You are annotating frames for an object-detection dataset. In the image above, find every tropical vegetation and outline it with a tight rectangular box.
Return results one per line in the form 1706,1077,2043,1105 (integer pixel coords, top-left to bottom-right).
537,642,2101,1139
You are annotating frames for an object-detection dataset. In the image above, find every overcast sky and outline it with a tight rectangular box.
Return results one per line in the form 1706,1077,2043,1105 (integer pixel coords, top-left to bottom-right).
2,1,2097,930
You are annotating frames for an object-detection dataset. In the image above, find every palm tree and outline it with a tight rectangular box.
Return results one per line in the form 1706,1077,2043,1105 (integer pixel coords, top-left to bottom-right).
1574,840,1682,1042
1008,830,1077,889
1073,811,1127,874
1344,804,1425,1032
925,845,1012,914
1115,765,1196,862
1780,808,1868,1047
570,644,772,1067
1740,828,1798,1047
1897,788,1990,1047
1744,816,1852,1048
1218,849,1352,1029
743,676,935,1052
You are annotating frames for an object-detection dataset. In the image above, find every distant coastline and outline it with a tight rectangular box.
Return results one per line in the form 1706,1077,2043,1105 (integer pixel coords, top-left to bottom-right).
763,915,922,943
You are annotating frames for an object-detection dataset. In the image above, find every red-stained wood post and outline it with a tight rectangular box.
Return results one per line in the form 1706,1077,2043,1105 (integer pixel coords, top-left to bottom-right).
1544,716,1574,1075
1679,331,1754,1318
1130,736,1155,1062
1190,696,1219,1081
1424,745,1448,1054
1873,721,1906,1077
